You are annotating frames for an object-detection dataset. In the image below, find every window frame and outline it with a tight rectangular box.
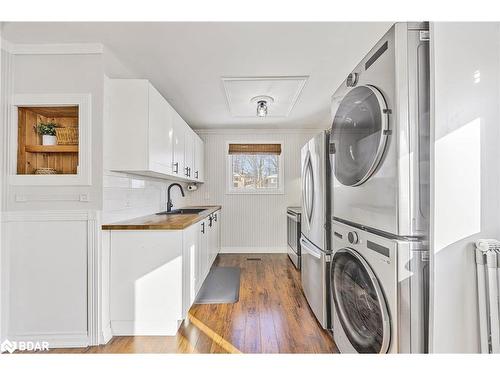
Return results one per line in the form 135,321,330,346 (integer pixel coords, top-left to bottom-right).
225,140,284,195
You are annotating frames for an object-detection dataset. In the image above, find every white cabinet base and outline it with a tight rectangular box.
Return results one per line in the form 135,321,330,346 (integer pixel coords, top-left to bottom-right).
109,231,183,337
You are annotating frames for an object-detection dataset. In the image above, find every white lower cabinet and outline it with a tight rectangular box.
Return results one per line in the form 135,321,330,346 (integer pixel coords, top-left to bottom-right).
109,230,183,336
109,209,221,336
191,210,221,297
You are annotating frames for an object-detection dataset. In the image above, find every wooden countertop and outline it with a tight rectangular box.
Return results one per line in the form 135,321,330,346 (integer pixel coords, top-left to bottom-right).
102,206,221,230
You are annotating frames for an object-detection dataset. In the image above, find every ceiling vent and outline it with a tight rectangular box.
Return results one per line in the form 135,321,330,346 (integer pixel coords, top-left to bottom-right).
221,76,308,118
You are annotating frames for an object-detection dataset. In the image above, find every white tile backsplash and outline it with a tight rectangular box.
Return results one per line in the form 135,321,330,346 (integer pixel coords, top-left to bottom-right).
102,170,190,223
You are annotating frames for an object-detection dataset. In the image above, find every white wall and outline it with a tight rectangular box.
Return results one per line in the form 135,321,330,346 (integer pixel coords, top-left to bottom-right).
190,129,320,253
6,52,104,211
430,22,500,353
0,46,106,347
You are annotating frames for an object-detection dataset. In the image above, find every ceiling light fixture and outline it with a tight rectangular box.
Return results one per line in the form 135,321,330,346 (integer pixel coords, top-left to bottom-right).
256,100,268,117
251,95,274,118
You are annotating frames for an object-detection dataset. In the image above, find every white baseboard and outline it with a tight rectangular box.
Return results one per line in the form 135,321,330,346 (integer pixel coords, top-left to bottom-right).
111,320,180,336
101,323,113,345
9,332,89,349
220,247,287,254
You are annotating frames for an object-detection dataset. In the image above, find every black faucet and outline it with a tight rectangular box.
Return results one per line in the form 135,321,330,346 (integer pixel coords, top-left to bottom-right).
167,183,185,212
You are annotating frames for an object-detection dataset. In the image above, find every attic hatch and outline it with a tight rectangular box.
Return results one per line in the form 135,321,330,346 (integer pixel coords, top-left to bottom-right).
221,76,308,118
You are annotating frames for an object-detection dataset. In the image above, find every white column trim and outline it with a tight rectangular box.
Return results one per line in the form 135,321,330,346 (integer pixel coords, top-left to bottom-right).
1,210,101,348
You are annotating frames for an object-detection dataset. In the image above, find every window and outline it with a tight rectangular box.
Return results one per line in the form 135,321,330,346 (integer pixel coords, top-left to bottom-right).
227,142,284,194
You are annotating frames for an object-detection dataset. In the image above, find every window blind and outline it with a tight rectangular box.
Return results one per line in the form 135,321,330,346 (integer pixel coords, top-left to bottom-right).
228,143,282,155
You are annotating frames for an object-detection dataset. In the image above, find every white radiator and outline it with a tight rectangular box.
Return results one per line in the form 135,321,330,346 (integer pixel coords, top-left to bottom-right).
475,239,500,353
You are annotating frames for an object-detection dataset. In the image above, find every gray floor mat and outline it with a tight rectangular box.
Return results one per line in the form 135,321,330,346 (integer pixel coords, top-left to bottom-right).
195,266,240,304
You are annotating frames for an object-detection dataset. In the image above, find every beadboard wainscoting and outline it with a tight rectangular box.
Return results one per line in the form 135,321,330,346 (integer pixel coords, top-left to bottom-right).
192,129,322,253
2,210,101,348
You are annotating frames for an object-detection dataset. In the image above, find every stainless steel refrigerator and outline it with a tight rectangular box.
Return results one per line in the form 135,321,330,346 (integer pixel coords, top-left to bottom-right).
300,130,331,329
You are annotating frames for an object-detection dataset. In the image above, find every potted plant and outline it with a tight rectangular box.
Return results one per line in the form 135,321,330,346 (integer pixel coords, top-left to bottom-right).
35,122,58,145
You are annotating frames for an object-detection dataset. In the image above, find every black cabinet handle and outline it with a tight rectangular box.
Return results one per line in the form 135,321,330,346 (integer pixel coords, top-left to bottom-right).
185,167,189,177
208,215,213,227
214,213,217,222
201,222,205,234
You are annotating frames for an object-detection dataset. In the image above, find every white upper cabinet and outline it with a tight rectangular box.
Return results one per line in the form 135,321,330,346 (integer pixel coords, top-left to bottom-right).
194,135,204,182
105,78,204,183
172,111,186,178
183,127,195,179
148,84,174,175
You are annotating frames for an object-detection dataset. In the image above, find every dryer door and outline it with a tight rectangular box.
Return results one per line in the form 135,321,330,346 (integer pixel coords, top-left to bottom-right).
330,85,389,186
331,247,391,353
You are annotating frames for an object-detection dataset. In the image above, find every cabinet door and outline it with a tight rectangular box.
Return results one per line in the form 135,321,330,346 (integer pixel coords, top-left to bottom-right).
110,230,183,335
208,214,217,267
148,84,174,175
182,223,199,317
194,136,204,182
215,210,221,255
105,79,149,171
172,112,185,177
184,128,195,179
197,218,209,292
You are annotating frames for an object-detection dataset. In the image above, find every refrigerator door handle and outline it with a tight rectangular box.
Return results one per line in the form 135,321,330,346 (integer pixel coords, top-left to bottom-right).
302,151,314,225
301,237,322,259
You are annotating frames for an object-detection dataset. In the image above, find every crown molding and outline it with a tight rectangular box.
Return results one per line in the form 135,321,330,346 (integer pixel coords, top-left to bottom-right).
194,127,325,135
1,40,103,55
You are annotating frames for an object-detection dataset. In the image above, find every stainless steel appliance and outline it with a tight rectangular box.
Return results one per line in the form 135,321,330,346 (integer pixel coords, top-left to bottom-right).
330,22,430,238
329,22,430,353
331,221,429,353
300,130,332,329
287,207,302,269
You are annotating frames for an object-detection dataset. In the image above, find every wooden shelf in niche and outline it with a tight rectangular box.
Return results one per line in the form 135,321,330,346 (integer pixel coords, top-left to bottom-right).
17,105,80,175
25,145,78,153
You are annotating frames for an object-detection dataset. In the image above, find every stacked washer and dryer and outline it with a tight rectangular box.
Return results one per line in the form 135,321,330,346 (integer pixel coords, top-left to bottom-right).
328,22,431,353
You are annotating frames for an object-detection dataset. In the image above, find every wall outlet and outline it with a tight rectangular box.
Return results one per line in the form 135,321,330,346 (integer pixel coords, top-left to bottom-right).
79,194,89,202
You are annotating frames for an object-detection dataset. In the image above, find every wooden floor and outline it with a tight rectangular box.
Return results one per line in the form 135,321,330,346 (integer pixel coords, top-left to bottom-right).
36,254,337,354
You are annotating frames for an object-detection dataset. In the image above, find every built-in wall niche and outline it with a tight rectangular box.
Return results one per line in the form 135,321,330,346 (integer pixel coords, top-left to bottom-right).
17,106,79,175
10,94,92,186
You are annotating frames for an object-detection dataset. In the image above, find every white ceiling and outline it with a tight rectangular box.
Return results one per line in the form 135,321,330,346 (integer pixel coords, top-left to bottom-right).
2,22,393,129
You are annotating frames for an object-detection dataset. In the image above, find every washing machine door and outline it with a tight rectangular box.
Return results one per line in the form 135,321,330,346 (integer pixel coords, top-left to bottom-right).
330,85,389,186
331,248,391,353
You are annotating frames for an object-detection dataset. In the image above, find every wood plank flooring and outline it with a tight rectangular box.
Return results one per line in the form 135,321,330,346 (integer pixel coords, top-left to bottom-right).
28,254,338,354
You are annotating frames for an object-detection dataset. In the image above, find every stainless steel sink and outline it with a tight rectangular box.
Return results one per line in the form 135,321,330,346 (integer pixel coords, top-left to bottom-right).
156,208,206,215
